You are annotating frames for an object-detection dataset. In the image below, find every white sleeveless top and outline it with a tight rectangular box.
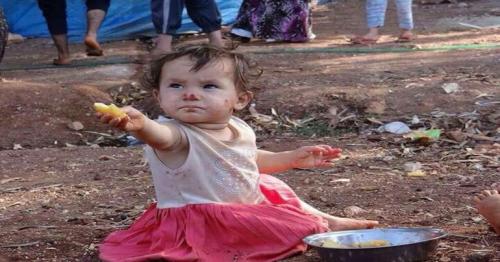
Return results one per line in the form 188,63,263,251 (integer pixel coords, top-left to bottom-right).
144,117,265,208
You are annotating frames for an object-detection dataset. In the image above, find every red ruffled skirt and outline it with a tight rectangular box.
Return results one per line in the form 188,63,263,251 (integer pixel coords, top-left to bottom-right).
99,175,328,261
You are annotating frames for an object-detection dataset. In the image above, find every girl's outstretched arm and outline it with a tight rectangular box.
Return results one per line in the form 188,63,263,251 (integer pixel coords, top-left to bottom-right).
256,145,342,174
96,106,185,151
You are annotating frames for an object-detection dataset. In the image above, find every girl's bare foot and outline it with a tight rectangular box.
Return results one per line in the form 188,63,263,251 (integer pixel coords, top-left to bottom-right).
299,200,378,231
474,185,500,235
84,36,103,56
326,215,379,231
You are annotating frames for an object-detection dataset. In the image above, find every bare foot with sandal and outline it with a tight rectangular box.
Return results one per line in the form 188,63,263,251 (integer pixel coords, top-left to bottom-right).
84,35,104,56
350,28,415,45
396,29,415,43
350,0,414,45
51,34,71,65
474,184,500,235
84,9,106,57
350,28,380,45
37,2,108,65
52,33,103,65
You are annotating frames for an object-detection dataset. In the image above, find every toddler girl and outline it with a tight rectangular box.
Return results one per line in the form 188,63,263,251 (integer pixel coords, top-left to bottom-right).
97,44,378,261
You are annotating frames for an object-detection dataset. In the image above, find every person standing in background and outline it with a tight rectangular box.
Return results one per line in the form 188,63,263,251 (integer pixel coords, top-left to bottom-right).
351,0,414,44
150,0,224,55
228,0,315,43
37,0,110,65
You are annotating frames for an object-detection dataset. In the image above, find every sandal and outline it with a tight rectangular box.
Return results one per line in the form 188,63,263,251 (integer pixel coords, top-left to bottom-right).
349,35,379,45
396,34,415,43
84,38,104,56
223,32,251,43
52,58,71,66
86,48,104,56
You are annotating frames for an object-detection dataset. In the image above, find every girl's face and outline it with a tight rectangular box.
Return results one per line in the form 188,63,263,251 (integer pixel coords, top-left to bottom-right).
155,56,251,125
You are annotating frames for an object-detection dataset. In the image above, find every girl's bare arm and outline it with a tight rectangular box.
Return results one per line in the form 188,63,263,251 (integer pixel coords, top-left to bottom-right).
256,146,342,174
97,106,185,151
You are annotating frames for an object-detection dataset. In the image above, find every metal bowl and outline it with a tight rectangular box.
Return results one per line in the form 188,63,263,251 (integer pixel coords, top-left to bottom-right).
303,227,447,262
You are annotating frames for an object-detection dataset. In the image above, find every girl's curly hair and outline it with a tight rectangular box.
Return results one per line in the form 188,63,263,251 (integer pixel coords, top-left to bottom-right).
143,44,262,92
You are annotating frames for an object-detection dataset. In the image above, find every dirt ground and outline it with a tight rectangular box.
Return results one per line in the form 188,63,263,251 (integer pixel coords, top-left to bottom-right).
1,0,499,261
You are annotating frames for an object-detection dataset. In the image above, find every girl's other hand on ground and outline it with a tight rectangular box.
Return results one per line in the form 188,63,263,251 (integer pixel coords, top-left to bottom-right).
96,106,145,132
289,145,341,169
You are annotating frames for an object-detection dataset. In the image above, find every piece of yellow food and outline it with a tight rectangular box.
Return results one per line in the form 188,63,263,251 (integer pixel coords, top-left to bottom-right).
93,103,127,119
322,239,390,248
321,239,347,248
352,240,390,248
407,170,427,177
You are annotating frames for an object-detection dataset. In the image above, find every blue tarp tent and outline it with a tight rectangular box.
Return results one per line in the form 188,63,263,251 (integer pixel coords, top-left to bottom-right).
1,0,241,42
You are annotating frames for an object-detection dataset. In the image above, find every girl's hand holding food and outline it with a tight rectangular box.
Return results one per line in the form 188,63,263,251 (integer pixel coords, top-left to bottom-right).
94,103,146,132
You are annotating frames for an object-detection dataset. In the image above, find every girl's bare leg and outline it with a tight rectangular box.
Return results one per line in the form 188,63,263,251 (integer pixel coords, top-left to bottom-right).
300,200,379,231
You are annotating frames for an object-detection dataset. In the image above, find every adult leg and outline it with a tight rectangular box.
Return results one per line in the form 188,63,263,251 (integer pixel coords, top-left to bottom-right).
299,200,379,231
365,0,387,40
151,0,184,54
395,0,414,41
307,1,316,40
351,0,387,44
229,0,253,42
37,0,71,65
185,0,223,47
254,0,311,42
85,0,111,56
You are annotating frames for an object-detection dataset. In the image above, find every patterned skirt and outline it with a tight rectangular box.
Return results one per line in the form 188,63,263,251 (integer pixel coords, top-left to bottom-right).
232,0,313,42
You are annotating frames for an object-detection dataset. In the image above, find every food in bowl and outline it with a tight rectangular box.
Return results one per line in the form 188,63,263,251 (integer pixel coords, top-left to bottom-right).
304,228,447,261
322,239,390,248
